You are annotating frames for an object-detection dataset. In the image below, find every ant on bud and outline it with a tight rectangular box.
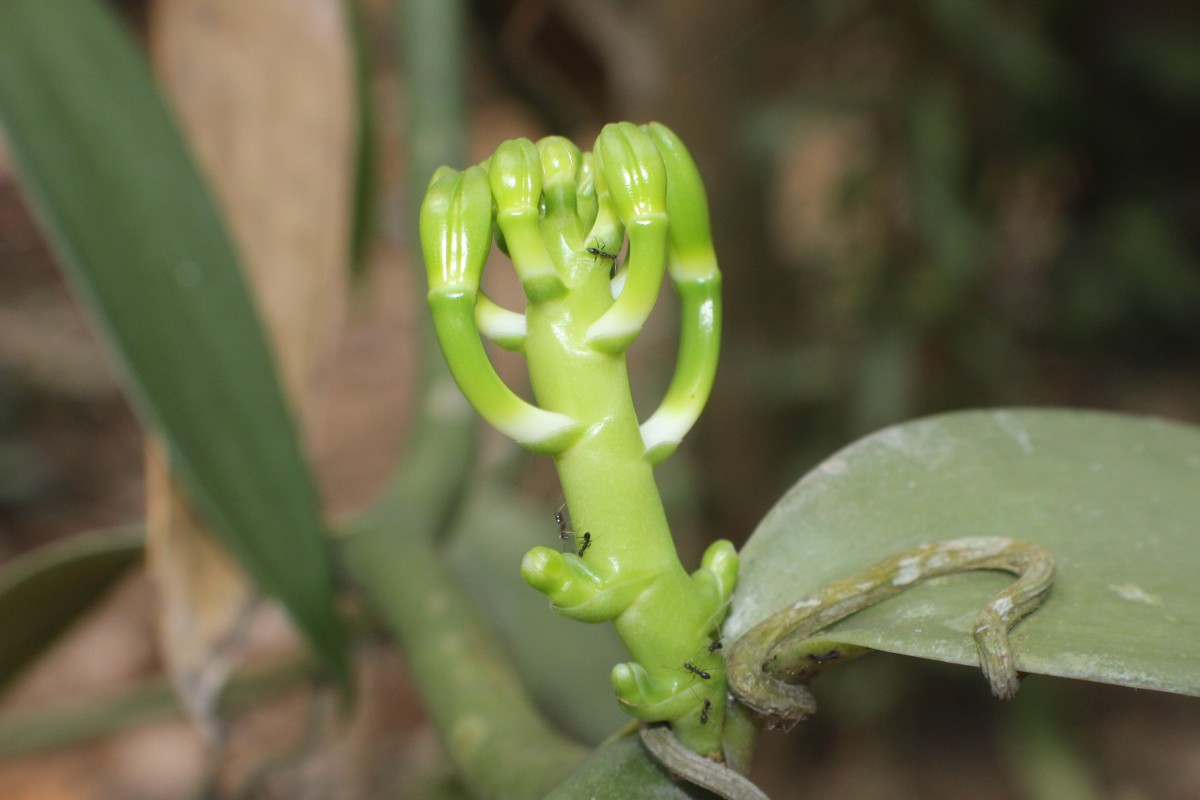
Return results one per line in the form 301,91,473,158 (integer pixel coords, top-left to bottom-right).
585,241,620,279
586,244,618,262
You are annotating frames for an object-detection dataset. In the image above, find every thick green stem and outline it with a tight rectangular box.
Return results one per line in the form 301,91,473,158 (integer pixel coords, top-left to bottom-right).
527,284,676,578
520,258,729,754
343,4,588,795
340,528,587,800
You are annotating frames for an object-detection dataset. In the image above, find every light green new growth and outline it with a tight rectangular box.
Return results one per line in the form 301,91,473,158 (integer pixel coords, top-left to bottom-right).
420,122,734,756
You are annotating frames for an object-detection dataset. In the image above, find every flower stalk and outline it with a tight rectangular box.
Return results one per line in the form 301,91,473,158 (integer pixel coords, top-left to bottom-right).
420,122,736,756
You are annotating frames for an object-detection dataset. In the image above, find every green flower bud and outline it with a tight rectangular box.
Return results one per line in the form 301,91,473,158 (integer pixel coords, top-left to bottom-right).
585,123,669,353
594,122,667,222
644,121,717,279
611,662,700,721
576,151,599,233
420,166,492,294
490,137,541,210
490,138,564,301
537,135,582,213
421,165,580,454
638,123,723,463
427,164,457,191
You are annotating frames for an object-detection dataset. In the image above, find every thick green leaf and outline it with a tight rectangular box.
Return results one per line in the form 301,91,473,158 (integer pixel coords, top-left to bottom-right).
0,0,348,685
0,526,143,695
543,734,703,800
726,409,1200,696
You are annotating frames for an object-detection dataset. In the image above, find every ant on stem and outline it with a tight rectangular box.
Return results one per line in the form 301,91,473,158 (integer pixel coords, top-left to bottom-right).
554,507,574,552
554,506,595,557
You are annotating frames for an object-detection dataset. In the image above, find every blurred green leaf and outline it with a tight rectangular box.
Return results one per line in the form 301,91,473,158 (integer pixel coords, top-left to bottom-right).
727,409,1200,696
1113,26,1200,108
918,0,1075,103
543,734,703,800
1001,680,1106,800
0,0,348,686
905,78,983,321
0,648,315,759
0,526,143,695
444,482,629,744
1110,204,1200,330
344,0,377,281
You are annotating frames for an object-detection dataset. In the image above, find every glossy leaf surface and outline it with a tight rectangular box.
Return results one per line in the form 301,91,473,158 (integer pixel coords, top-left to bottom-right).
543,734,702,800
727,409,1200,696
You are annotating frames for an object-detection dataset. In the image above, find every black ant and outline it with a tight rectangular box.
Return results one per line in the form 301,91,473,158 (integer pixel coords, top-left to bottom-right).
683,662,711,680
555,506,594,557
699,697,712,725
708,639,723,653
554,508,575,552
585,242,621,279
586,245,618,262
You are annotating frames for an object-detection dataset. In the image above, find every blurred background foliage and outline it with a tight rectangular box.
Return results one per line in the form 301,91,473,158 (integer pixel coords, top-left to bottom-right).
439,0,1200,538
1,0,1198,798
4,0,1199,574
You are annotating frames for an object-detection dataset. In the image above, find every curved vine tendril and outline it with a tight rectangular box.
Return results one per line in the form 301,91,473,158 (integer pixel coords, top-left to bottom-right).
727,537,1055,725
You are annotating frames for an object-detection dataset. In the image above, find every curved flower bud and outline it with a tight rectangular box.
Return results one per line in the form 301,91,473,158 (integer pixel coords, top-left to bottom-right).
421,166,581,454
639,277,720,463
536,136,591,264
521,546,657,624
594,121,667,221
420,167,491,294
639,122,723,463
690,540,739,634
490,138,565,301
586,123,669,353
582,152,623,277
537,136,581,218
427,164,457,191
644,122,718,277
575,151,599,234
611,662,700,722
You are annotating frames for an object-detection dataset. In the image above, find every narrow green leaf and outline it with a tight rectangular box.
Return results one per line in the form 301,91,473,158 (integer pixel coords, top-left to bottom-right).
0,0,348,686
344,0,378,281
727,409,1200,696
0,526,143,695
0,650,316,760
